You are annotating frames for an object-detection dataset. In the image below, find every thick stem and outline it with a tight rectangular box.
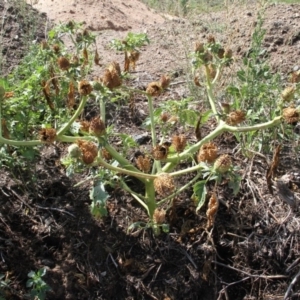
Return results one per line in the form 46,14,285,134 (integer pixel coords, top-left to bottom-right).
144,180,156,220
57,95,88,136
99,95,106,123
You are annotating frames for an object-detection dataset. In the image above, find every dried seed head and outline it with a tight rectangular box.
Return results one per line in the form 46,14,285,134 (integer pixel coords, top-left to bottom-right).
202,51,213,64
214,154,232,173
217,47,225,59
128,50,140,70
154,173,175,197
80,120,90,132
101,62,122,89
207,64,216,80
89,116,106,137
160,112,170,123
152,144,169,160
41,40,49,50
53,44,60,54
101,148,112,161
172,134,187,153
224,48,233,59
206,192,218,229
207,34,215,44
283,107,299,125
153,208,166,224
290,70,300,83
197,142,218,163
77,140,98,164
68,144,82,158
226,110,246,125
39,128,57,143
57,56,70,71
146,82,162,97
135,155,151,173
78,80,93,96
194,41,204,53
281,86,296,102
159,75,171,89
4,91,14,99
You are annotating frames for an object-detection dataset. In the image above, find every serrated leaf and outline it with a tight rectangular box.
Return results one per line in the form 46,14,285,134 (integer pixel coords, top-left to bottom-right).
192,181,207,212
90,181,109,219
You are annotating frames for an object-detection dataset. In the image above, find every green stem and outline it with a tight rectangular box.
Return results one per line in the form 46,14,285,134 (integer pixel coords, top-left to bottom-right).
147,94,162,173
57,95,88,136
205,65,219,120
144,179,156,220
99,95,106,123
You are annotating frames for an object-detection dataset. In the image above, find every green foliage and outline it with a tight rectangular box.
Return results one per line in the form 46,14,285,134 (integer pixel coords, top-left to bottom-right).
90,181,110,218
26,268,51,300
110,32,149,52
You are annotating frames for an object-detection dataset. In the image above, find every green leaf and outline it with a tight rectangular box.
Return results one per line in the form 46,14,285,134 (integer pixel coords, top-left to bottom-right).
180,109,198,126
90,181,109,219
192,181,207,212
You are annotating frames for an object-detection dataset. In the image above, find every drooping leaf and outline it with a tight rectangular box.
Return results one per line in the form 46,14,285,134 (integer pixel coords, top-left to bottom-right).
192,181,207,212
90,181,109,219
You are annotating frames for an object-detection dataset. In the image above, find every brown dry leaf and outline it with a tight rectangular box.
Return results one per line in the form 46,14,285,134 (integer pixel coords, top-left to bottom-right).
83,47,88,65
67,81,75,109
195,115,202,141
266,144,281,194
206,192,218,229
41,80,55,110
94,48,101,66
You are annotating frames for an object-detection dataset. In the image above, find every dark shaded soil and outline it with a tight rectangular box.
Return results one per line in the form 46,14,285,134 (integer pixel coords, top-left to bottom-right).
1,1,300,300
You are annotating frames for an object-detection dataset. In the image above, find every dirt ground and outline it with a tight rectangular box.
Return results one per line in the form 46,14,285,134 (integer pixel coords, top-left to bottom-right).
1,0,300,299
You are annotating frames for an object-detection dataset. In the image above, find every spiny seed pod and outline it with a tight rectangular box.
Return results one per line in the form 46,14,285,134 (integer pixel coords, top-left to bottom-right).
214,154,232,173
41,40,49,50
135,155,151,173
224,48,233,59
80,120,90,132
207,64,216,80
128,50,140,70
101,62,122,90
77,140,98,164
68,144,82,158
282,107,299,125
89,116,106,137
159,75,171,89
39,128,57,143
217,47,225,59
153,208,166,224
152,144,169,160
160,112,170,123
4,91,14,99
154,173,175,197
281,86,296,102
197,142,218,163
226,110,246,126
290,70,300,83
207,34,215,44
78,80,93,96
101,148,112,161
53,44,60,54
57,57,70,71
146,82,162,97
194,41,204,53
172,134,187,153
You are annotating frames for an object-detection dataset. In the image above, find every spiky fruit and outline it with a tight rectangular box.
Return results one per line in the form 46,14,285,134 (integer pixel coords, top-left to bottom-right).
154,173,175,197
78,80,93,96
159,75,171,89
77,140,98,164
153,209,166,224
101,148,112,161
89,117,106,137
39,128,57,143
282,107,299,125
197,142,218,163
57,57,70,71
172,134,187,153
226,110,246,126
206,193,218,229
101,62,122,89
68,144,82,158
152,144,169,160
146,82,162,96
281,86,296,102
80,120,90,133
214,154,232,173
135,155,151,173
